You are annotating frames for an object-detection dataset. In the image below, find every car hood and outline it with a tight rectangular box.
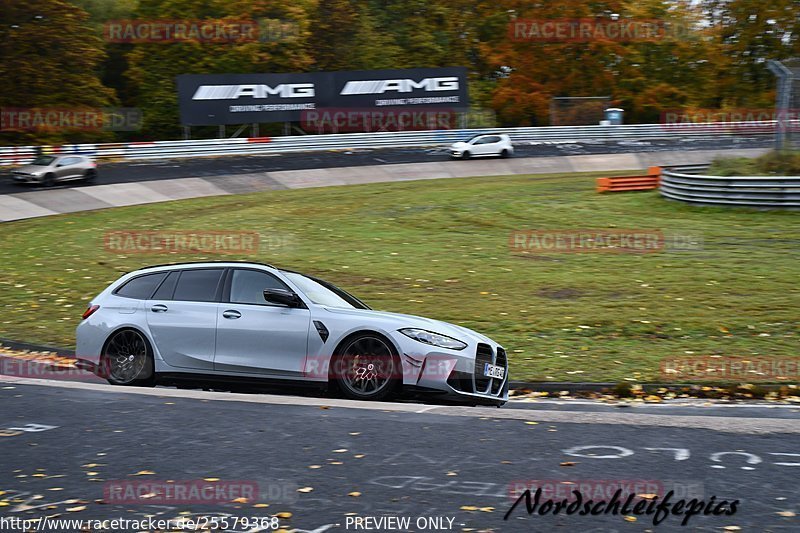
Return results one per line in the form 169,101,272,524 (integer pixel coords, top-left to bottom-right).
14,164,48,173
321,306,496,346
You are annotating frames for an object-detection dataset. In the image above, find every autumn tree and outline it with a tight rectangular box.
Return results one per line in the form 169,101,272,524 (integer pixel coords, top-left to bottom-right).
0,0,115,144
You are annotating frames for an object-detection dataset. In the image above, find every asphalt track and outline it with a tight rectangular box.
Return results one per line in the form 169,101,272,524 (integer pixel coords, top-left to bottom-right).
0,377,798,532
0,135,773,196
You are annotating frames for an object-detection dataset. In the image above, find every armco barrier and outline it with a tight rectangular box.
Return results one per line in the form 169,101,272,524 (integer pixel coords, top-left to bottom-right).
0,121,776,166
660,166,800,208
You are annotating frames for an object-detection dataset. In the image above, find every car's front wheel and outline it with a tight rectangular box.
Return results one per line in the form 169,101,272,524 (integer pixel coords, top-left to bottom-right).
333,334,399,401
100,329,155,386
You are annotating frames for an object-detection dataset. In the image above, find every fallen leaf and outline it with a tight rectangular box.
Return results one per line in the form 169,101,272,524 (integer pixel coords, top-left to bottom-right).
297,487,314,493
66,506,86,512
275,512,292,519
446,472,458,476
349,432,361,436
332,449,348,453
203,477,220,482
330,461,344,465
559,462,577,467
308,465,322,469
637,493,658,500
460,506,478,511
348,492,361,497
232,497,249,503
354,454,365,459
479,507,494,512
132,470,155,476
623,516,637,522
525,421,538,425
723,527,741,532
253,503,269,508
776,511,795,517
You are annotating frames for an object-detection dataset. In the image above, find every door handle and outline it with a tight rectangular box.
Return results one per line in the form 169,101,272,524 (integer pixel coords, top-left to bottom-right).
222,310,241,319
150,304,168,313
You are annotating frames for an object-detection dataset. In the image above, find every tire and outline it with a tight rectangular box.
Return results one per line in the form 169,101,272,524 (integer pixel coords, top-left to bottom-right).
462,151,471,160
500,149,510,158
332,333,400,401
42,173,55,187
100,329,155,387
84,169,97,183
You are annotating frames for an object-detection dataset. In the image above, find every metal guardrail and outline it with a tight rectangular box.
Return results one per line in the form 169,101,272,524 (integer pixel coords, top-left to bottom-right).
660,165,800,208
0,121,777,166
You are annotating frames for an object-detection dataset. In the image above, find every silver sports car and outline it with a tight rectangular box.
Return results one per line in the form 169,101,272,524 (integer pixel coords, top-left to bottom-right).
76,261,508,405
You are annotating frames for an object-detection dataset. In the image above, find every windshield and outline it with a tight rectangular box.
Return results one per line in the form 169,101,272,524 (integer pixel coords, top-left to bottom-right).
282,271,370,309
30,156,56,166
463,134,486,144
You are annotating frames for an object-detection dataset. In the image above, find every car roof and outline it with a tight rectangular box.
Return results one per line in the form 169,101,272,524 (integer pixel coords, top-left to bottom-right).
136,261,277,273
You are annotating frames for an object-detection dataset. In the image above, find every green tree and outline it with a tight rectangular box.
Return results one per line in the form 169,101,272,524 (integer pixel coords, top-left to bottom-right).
0,0,115,144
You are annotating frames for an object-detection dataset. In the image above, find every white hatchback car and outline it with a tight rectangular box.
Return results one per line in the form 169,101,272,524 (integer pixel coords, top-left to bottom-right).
450,133,514,159
76,262,509,405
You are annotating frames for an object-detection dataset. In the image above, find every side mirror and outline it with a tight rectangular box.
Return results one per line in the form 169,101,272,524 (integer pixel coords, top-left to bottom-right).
263,287,303,308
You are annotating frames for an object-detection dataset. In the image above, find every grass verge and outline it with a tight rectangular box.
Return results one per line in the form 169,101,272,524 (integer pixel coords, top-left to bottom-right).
0,170,797,382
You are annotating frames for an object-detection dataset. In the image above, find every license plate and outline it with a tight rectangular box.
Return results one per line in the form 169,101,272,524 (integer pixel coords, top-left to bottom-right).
484,363,505,379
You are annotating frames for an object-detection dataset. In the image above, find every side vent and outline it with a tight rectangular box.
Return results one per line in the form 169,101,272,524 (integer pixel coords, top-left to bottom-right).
314,320,329,343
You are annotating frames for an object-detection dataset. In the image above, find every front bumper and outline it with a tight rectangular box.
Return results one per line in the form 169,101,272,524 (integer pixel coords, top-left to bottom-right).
12,173,41,183
400,341,509,405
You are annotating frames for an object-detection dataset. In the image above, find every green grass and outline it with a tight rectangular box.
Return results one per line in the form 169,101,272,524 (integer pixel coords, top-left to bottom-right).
708,150,800,176
1,170,798,382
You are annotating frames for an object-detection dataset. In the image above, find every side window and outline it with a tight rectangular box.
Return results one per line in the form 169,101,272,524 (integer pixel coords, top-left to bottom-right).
115,272,167,300
173,269,224,302
60,157,77,165
151,271,179,300
230,269,290,306
472,137,487,145
485,136,500,144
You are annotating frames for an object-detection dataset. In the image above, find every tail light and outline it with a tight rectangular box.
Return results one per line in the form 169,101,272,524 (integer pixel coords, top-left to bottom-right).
82,304,100,320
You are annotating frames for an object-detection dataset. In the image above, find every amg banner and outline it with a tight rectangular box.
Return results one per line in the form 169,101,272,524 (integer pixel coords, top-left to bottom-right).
176,67,468,126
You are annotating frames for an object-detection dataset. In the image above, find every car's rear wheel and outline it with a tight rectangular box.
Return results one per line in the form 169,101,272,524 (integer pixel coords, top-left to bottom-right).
333,334,399,401
84,169,97,183
500,149,510,158
100,329,155,386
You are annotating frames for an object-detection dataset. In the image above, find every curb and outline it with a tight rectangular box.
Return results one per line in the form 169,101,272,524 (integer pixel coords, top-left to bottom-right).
2,339,796,392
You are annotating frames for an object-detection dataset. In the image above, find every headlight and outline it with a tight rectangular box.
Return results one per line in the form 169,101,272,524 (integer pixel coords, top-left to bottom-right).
399,328,467,351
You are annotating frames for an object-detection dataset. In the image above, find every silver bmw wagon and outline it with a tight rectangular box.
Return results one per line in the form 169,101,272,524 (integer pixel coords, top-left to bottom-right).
76,262,509,405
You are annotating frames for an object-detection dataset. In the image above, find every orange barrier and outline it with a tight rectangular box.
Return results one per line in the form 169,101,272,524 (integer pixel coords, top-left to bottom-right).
596,166,661,193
